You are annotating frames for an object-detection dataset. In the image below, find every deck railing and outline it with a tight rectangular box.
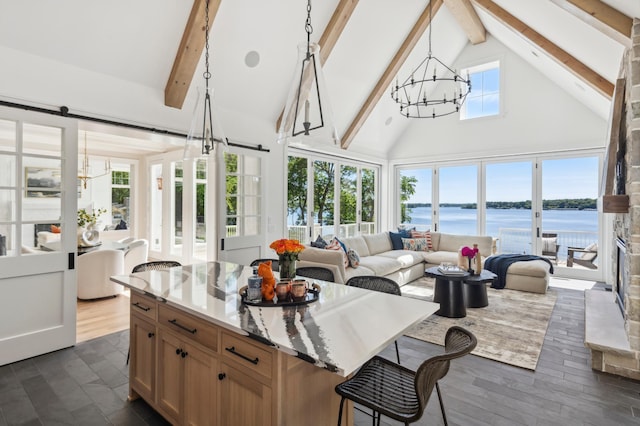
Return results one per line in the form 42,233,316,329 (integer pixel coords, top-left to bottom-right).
497,228,597,260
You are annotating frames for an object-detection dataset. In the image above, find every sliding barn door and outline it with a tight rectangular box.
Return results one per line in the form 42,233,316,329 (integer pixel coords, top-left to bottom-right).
0,106,78,365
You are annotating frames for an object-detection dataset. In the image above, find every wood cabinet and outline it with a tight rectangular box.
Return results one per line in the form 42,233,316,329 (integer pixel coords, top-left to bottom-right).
127,292,351,426
129,314,156,402
157,328,217,426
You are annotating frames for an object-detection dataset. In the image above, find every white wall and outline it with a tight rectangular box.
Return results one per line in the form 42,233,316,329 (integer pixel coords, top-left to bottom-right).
388,36,608,163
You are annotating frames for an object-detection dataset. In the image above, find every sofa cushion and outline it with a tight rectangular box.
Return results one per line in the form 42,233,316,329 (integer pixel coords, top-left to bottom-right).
410,230,433,250
437,233,492,257
363,233,393,255
325,238,349,267
378,250,425,268
341,236,370,257
503,259,550,278
311,235,327,248
388,232,404,250
424,251,460,265
343,264,376,282
358,255,403,276
429,232,442,251
401,237,429,252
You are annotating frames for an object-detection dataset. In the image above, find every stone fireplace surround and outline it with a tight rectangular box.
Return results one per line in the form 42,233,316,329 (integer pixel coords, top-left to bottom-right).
585,18,640,380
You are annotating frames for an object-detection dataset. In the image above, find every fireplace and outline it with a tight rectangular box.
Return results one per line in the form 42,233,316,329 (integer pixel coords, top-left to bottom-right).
616,238,626,315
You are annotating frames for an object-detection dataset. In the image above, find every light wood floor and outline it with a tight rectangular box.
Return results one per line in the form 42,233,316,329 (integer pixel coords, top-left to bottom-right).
76,289,130,343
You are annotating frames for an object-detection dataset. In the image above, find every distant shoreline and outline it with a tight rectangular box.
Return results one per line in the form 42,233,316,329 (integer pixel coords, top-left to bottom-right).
405,198,597,210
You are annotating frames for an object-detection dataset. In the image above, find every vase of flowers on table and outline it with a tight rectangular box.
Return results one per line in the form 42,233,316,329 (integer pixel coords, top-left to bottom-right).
461,245,479,275
270,238,305,280
77,208,106,246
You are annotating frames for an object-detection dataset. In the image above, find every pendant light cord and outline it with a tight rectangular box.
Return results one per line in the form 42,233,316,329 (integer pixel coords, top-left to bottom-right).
428,0,432,56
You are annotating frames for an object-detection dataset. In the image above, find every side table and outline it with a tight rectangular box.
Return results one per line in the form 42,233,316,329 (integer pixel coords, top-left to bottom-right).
463,270,497,308
425,266,469,318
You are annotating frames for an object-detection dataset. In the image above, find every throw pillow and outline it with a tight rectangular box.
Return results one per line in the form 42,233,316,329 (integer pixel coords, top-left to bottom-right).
50,225,61,234
326,237,349,267
401,237,429,252
335,237,348,254
347,248,360,268
397,226,414,238
388,231,404,250
311,235,328,249
410,229,433,250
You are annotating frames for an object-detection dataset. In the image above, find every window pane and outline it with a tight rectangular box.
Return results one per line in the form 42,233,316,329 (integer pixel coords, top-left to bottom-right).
0,119,16,153
399,168,432,230
339,165,357,238
483,68,500,93
287,156,308,242
314,160,335,239
438,165,477,234
361,168,376,234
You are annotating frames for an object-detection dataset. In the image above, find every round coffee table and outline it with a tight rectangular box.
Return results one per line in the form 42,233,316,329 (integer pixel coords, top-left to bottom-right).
425,266,469,318
463,270,497,308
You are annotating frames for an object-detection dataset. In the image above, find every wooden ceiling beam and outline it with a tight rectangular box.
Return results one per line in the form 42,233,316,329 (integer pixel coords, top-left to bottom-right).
443,0,486,44
341,0,443,150
164,0,222,109
471,0,613,99
275,0,360,132
549,0,632,47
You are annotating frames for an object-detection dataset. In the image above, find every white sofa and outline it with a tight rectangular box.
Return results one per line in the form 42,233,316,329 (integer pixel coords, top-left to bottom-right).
297,231,493,286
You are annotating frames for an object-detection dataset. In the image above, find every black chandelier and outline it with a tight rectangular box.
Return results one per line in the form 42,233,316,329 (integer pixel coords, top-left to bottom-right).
277,0,339,145
184,0,227,159
391,1,471,118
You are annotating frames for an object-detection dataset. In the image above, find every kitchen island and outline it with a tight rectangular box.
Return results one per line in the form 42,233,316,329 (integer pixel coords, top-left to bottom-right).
111,261,439,425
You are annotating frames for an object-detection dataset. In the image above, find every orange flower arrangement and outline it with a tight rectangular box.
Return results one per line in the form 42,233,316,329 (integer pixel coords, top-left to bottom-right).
269,238,305,260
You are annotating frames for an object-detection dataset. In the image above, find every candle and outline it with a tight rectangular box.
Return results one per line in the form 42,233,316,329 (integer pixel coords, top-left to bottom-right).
304,100,310,122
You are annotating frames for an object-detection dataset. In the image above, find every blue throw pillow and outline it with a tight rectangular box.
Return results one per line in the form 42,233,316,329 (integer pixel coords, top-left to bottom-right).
310,235,327,248
389,231,404,250
397,226,414,238
335,237,348,254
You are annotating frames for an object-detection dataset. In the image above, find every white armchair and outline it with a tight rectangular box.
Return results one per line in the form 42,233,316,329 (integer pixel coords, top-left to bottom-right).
77,249,125,299
124,239,149,273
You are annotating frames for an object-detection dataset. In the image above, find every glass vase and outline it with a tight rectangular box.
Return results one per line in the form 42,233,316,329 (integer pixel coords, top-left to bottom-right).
279,255,296,280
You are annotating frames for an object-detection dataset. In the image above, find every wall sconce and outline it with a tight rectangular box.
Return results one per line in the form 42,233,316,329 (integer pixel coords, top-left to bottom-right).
156,177,163,190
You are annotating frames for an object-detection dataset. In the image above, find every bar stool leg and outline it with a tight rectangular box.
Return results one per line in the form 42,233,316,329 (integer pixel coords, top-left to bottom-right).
436,382,448,426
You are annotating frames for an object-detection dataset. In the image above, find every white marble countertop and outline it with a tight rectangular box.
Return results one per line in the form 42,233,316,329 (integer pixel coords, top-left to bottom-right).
111,261,438,376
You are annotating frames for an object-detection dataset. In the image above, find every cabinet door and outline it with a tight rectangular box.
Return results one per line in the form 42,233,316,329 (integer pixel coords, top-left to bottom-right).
219,362,272,426
130,315,156,402
183,343,217,426
157,329,183,424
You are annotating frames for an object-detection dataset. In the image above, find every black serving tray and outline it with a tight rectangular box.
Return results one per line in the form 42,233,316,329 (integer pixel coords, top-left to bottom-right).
239,283,320,307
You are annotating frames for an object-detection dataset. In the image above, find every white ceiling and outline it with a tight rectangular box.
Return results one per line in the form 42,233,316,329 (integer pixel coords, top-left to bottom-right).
0,0,636,158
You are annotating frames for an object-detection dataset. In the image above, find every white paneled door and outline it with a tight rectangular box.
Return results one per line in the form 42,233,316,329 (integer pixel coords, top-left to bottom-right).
0,106,78,365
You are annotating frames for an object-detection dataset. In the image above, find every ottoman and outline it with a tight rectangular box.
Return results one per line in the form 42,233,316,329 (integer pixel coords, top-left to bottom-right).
503,259,551,294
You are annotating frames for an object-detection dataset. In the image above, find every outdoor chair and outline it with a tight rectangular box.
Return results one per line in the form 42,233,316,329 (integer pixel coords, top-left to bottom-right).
541,233,560,264
250,258,279,272
335,326,477,426
567,243,598,269
346,276,402,363
295,266,335,282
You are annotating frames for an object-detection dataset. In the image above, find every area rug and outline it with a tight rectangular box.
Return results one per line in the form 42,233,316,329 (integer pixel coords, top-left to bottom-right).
402,278,557,370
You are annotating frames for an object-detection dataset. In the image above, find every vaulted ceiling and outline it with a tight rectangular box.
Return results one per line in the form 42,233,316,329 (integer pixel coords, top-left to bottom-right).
0,0,637,158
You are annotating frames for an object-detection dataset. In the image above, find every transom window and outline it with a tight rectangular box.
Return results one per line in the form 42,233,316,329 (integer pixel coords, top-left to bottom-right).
461,60,500,120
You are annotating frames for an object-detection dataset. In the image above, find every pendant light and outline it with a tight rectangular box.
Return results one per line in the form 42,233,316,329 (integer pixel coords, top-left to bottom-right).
184,0,227,159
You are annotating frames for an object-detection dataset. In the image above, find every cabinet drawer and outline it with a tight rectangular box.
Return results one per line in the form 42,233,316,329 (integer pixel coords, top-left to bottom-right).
221,332,273,379
130,292,157,321
158,304,218,352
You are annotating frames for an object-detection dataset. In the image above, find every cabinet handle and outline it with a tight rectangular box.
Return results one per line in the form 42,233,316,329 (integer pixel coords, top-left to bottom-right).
132,302,151,312
225,346,259,365
147,332,155,338
176,348,182,356
218,373,226,380
181,350,188,358
168,319,197,334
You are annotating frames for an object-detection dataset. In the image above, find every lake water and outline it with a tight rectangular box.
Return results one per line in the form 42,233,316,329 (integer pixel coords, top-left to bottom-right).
406,206,598,236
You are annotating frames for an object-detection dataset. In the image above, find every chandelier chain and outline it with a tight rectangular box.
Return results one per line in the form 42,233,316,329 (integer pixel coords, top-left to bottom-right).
203,0,211,87
305,0,313,57
428,0,432,56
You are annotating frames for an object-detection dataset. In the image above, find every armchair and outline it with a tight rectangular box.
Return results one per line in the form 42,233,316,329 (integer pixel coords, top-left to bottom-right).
77,249,124,299
567,243,598,269
541,233,560,264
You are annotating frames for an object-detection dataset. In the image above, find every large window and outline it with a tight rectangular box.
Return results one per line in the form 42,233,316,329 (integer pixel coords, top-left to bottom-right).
287,153,378,243
111,168,130,228
461,61,500,120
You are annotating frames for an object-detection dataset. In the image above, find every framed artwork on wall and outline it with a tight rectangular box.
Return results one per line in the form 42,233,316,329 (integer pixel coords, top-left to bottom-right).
25,167,62,198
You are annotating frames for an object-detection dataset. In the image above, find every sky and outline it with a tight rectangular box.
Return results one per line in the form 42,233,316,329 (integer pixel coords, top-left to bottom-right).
401,156,599,204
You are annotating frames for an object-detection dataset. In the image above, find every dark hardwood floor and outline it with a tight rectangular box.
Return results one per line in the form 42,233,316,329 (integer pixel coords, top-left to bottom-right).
0,286,638,425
